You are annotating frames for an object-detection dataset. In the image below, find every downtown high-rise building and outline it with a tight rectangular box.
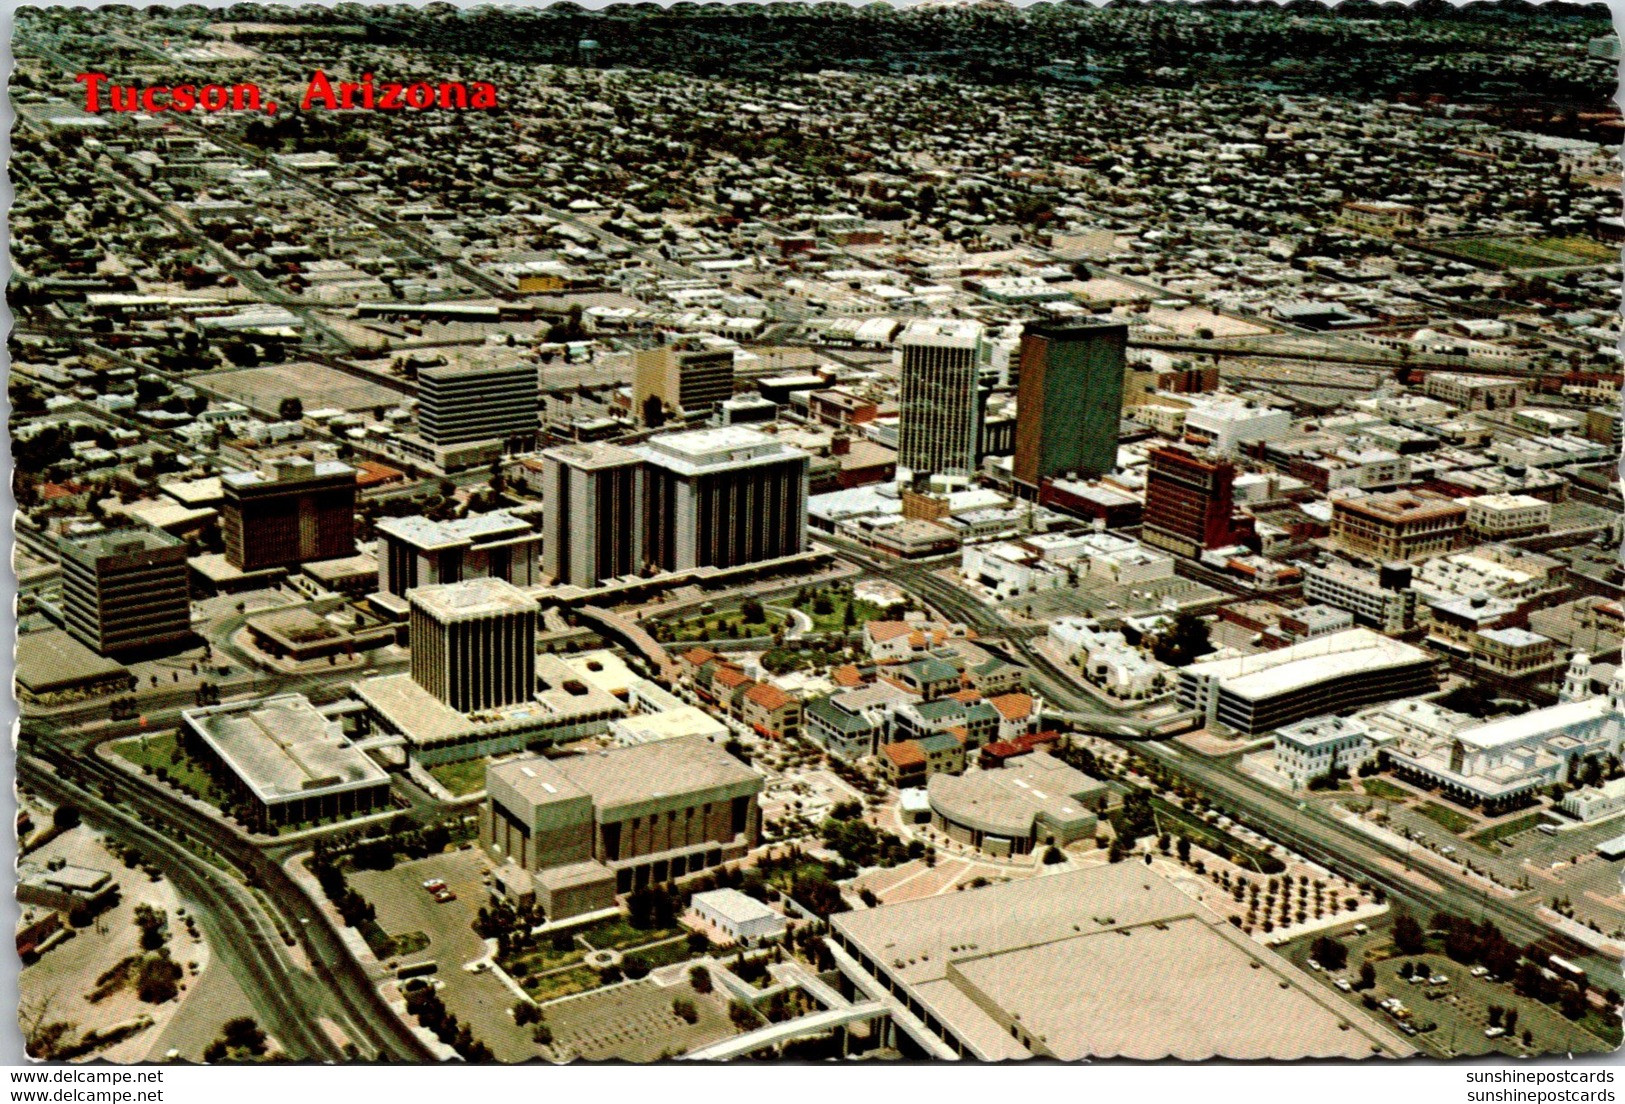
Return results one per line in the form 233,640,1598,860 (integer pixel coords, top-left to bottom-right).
633,343,736,426
374,510,543,616
630,426,809,573
59,529,192,657
417,362,540,449
1013,321,1127,494
896,319,985,479
540,442,646,588
222,456,357,572
1141,446,1239,559
408,577,539,713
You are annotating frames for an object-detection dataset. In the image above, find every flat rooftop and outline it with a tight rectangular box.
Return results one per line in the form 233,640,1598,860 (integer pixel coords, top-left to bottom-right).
1186,628,1432,701
1455,696,1610,752
1336,490,1465,522
632,425,807,477
357,660,623,748
59,528,183,560
900,318,984,348
542,441,643,471
222,458,355,489
183,694,388,804
408,576,539,621
489,734,759,819
832,863,1410,1061
15,629,128,694
377,510,534,551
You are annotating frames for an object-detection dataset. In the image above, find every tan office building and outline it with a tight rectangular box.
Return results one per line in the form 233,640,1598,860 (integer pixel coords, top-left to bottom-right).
482,735,762,917
1331,490,1465,563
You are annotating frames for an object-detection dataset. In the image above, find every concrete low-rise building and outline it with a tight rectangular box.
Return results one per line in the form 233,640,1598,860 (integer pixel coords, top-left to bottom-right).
691,887,788,945
1302,560,1416,634
1465,493,1551,541
826,863,1410,1061
1562,777,1625,823
179,694,393,830
1371,672,1625,814
17,864,119,915
1270,715,1374,789
926,752,1107,857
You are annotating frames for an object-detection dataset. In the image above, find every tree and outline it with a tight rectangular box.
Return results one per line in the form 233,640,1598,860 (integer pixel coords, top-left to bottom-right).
672,997,699,1024
52,805,81,831
204,1016,268,1063
689,965,713,995
137,956,181,1004
277,396,303,423
1042,845,1065,865
133,904,167,951
1561,984,1588,1020
1358,962,1376,990
728,1000,757,1031
1310,935,1348,972
1392,911,1426,955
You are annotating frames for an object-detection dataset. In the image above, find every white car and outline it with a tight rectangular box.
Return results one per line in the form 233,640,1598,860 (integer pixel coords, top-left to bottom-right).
1334,979,1353,992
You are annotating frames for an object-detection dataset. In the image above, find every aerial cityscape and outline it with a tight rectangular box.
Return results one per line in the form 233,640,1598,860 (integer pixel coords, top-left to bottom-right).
9,0,1625,1066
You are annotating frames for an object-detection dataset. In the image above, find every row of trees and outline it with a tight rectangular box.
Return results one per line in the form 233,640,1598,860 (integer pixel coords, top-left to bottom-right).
404,980,495,1062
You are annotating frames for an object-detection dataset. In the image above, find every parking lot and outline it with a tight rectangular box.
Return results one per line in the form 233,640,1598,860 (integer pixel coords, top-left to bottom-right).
349,848,541,1063
1281,927,1616,1057
991,575,1222,624
544,974,738,1062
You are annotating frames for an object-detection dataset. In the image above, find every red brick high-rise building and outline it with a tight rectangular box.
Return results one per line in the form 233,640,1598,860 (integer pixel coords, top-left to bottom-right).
1142,446,1239,558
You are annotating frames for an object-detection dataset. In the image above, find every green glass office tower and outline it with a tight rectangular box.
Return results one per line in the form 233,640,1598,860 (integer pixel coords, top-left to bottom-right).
1013,321,1127,493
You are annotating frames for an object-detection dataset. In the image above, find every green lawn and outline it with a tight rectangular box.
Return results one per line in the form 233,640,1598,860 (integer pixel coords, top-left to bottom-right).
1428,236,1604,271
112,733,226,807
428,758,490,797
790,590,887,634
624,937,696,970
1361,778,1414,802
503,939,586,978
578,918,685,952
358,920,429,961
523,966,601,1003
1416,801,1476,835
1469,811,1550,846
666,606,787,643
1536,236,1617,262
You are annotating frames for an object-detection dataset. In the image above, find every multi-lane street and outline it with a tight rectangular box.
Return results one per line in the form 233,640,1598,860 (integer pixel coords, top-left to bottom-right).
19,718,439,1063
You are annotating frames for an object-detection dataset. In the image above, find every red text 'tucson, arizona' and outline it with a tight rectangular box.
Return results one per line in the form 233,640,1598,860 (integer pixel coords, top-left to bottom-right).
75,70,501,114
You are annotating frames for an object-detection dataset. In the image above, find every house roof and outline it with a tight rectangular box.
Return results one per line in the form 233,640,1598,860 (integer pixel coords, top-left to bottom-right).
883,740,927,768
745,683,794,711
991,693,1035,721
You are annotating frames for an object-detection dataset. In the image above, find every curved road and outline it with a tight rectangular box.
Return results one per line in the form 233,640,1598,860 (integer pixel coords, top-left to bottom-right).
20,723,439,1063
